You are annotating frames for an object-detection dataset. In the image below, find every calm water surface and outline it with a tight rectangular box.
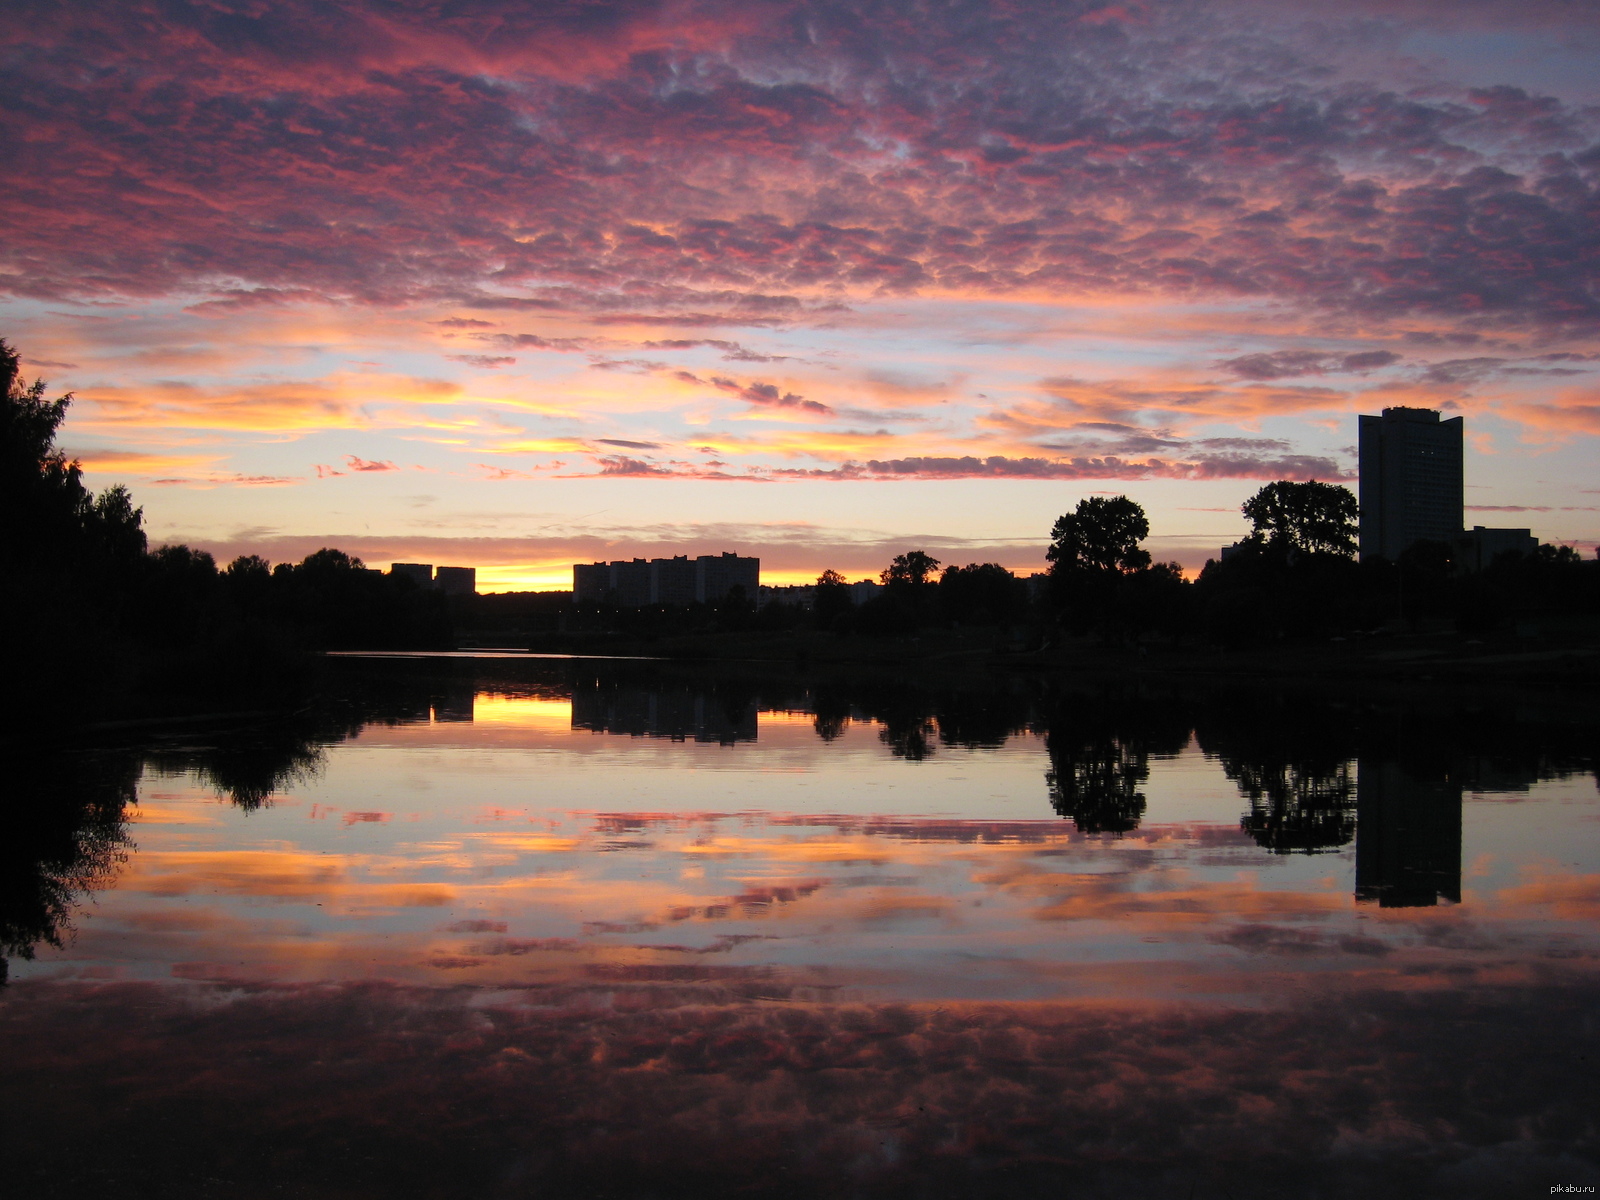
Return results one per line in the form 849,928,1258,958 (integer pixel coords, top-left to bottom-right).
5,659,1598,1198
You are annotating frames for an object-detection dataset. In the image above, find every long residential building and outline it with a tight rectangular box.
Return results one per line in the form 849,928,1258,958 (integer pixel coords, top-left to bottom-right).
573,552,759,605
389,562,477,595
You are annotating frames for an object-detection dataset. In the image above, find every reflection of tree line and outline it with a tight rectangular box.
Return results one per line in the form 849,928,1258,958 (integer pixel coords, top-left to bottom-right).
6,662,1596,971
1,750,136,984
0,691,442,980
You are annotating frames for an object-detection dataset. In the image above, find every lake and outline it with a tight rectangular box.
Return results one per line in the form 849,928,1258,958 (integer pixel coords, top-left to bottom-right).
4,656,1598,1198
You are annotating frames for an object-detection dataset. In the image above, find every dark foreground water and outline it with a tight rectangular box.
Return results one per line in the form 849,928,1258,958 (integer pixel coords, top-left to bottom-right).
4,658,1598,1199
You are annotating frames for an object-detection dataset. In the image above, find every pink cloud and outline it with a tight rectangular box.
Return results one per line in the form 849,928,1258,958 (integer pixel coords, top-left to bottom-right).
445,354,517,368
771,453,1348,482
345,455,398,473
4,0,1597,340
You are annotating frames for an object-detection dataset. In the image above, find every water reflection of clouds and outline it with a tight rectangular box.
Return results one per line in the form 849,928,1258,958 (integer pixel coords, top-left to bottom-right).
1494,866,1600,921
39,782,1594,1005
7,669,1598,1193
124,849,458,908
10,972,1597,1195
12,671,1600,1011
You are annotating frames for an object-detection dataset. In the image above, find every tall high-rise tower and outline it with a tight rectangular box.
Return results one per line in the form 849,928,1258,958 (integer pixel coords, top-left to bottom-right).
1357,407,1463,561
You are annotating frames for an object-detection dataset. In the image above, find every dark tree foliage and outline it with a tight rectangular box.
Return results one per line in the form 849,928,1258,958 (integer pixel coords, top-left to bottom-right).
1240,480,1358,560
1047,496,1151,575
1043,693,1191,836
0,748,136,982
0,342,149,577
1,702,380,970
1046,735,1150,834
1197,475,1597,643
812,568,853,630
1044,496,1192,638
811,685,855,742
1,341,150,724
857,549,944,634
0,340,452,727
938,562,1029,626
794,676,1034,760
266,548,451,651
1231,761,1357,854
1194,692,1371,856
881,550,942,588
1195,480,1365,642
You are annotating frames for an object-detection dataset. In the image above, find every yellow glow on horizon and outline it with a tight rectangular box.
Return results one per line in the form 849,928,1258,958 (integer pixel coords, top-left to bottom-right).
471,694,572,730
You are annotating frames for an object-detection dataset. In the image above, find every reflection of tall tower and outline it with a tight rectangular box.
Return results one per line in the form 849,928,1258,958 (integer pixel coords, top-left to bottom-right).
1358,407,1463,561
1355,761,1462,907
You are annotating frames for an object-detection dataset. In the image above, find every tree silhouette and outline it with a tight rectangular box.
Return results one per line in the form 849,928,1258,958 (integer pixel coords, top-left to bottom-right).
146,722,336,812
1240,480,1358,559
2,340,147,576
938,562,1028,625
1046,734,1150,834
1,748,137,982
881,550,942,588
813,568,852,628
1043,496,1191,637
1041,693,1191,835
855,550,944,634
1232,760,1356,854
1047,496,1152,575
1194,693,1359,853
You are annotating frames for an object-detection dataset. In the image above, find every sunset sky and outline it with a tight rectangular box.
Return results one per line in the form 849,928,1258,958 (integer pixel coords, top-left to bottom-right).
4,0,1599,589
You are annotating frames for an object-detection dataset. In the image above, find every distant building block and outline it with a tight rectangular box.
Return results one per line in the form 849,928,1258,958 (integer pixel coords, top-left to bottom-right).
758,584,815,609
696,552,759,603
848,579,881,605
611,558,653,607
391,562,434,588
650,555,698,605
1358,407,1463,561
572,552,761,606
1456,526,1537,572
434,565,476,596
574,562,609,601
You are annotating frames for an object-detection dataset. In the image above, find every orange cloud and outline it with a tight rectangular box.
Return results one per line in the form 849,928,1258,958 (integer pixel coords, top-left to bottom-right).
73,374,463,435
124,850,456,907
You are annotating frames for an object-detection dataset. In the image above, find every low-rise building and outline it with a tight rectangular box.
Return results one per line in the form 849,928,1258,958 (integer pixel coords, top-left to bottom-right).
758,584,815,609
848,579,882,604
434,565,476,596
1456,526,1538,572
390,562,477,595
390,562,434,588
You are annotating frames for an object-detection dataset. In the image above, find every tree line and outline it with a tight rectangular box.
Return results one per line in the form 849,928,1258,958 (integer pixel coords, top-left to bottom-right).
1,342,450,726
802,479,1598,642
485,477,1595,645
6,336,1597,726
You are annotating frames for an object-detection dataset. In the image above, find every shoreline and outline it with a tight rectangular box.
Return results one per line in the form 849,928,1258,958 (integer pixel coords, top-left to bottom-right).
489,624,1600,688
